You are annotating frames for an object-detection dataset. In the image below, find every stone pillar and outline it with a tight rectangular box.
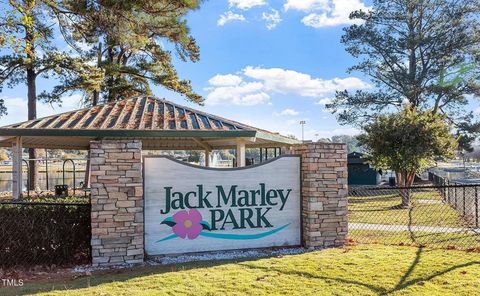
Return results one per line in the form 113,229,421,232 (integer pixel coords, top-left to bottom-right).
292,142,348,248
89,140,144,266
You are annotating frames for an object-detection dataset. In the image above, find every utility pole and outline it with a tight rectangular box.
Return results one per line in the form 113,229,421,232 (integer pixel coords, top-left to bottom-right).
299,120,306,142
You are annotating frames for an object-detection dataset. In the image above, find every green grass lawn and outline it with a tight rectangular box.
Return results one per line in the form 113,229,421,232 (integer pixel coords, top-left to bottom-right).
348,189,468,228
348,188,480,250
350,229,480,250
4,245,480,296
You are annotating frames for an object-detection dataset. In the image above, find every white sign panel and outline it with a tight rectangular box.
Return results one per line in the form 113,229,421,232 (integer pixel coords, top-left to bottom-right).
144,156,301,255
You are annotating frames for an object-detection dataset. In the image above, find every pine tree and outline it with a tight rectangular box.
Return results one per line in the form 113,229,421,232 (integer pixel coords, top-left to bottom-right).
51,0,203,106
329,0,480,129
0,0,102,190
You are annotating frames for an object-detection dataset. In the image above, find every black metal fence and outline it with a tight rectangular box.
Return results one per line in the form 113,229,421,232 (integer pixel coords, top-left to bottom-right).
0,158,89,197
0,200,91,269
429,172,480,226
348,184,480,251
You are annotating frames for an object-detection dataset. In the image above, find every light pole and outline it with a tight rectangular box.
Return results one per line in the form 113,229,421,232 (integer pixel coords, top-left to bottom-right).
299,120,306,142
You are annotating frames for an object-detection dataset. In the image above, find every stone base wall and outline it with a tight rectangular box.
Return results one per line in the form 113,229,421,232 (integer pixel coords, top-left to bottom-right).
87,140,348,266
90,140,144,266
292,143,348,248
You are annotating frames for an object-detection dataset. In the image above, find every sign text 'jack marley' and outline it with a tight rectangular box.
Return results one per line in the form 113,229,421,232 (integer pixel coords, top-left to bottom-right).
160,183,293,231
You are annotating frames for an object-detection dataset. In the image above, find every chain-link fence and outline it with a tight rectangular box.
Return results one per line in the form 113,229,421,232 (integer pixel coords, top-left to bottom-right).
429,172,480,225
348,185,480,251
0,199,91,269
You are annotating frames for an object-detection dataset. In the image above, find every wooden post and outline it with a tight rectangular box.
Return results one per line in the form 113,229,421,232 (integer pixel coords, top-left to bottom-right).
12,137,22,199
236,140,246,167
205,150,210,167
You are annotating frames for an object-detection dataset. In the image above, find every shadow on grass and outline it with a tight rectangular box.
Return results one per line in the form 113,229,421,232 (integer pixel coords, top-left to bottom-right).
4,247,480,296
1,255,278,296
238,262,389,294
392,247,423,291
387,246,480,294
349,195,400,204
240,250,480,295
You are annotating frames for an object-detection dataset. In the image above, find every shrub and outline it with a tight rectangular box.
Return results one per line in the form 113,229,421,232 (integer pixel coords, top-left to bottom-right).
0,200,91,268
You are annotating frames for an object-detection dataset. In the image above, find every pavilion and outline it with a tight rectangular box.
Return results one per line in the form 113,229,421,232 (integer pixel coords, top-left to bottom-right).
0,96,301,198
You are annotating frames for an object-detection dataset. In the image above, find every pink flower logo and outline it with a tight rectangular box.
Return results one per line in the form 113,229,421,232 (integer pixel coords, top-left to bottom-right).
172,209,203,240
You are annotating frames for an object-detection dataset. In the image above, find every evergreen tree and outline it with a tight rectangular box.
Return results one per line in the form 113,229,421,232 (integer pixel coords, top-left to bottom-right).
51,0,203,106
328,0,480,129
0,0,102,190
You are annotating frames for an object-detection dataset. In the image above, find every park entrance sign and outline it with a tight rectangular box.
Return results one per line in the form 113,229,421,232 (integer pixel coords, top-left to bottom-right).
144,155,301,255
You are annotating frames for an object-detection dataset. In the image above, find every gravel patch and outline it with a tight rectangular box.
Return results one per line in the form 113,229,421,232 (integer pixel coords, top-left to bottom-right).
147,247,307,265
69,247,309,274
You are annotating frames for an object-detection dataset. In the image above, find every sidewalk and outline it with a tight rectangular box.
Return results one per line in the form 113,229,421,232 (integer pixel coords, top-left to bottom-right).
350,222,479,233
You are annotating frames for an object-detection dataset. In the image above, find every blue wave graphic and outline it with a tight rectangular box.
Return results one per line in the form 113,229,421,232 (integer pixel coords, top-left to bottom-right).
155,223,290,243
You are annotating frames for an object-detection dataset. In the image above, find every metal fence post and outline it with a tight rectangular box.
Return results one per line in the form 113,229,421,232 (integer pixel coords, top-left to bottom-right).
454,186,457,209
442,178,446,199
476,186,479,228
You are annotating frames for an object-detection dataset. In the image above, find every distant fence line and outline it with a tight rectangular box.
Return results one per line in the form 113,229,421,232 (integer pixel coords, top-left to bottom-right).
349,184,480,250
428,172,480,227
0,158,89,193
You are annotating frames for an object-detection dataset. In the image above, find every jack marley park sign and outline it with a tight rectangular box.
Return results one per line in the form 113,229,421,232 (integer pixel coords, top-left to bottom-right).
144,156,301,255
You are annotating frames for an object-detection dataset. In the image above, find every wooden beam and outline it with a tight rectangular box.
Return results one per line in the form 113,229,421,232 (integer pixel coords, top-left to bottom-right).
0,136,14,142
191,137,212,152
12,137,22,199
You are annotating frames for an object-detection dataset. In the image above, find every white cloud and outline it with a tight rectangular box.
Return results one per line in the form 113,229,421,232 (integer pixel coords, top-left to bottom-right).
284,0,330,12
285,0,369,28
276,108,300,116
240,92,271,105
217,11,246,26
205,66,369,106
316,98,333,105
229,0,266,10
243,66,370,97
306,127,360,139
475,107,480,114
262,9,282,30
208,74,243,86
205,81,270,106
0,94,84,126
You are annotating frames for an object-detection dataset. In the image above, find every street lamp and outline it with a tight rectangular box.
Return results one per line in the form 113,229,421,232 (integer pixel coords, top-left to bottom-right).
299,120,306,142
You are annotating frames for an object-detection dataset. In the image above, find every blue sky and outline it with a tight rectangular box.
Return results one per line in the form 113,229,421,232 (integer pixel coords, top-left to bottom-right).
6,0,476,140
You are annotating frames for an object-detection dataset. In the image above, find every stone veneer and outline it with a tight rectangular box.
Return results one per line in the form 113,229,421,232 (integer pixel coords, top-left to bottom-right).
89,140,144,266
292,142,348,248
88,140,347,266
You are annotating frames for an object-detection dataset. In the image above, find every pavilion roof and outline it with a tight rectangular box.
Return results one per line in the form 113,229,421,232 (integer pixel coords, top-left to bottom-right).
0,97,300,150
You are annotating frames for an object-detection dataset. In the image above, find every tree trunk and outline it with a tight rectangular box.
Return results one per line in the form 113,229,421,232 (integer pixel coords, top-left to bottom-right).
397,171,408,208
406,2,419,108
91,42,102,106
398,170,416,208
27,68,38,191
84,44,101,190
25,8,38,192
